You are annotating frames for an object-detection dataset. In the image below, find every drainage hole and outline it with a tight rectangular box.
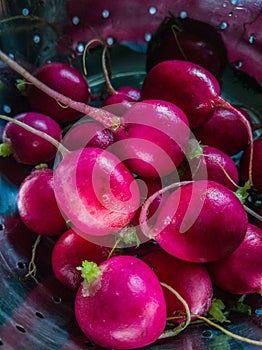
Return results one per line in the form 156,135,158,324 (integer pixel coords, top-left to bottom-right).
35,311,45,319
16,324,26,333
52,295,62,303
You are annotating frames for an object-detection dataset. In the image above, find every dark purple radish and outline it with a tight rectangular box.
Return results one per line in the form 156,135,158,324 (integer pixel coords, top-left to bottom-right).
27,62,91,124
74,255,167,349
53,147,140,237
193,107,251,156
140,180,248,263
141,59,254,183
111,99,190,177
17,168,66,236
142,249,213,322
180,144,239,191
62,119,114,151
0,112,62,165
51,228,111,291
146,16,227,80
207,223,262,295
240,137,262,192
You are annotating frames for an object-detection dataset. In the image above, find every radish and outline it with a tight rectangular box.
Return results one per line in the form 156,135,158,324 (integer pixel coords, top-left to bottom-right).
0,112,62,165
192,107,251,156
26,61,91,123
140,60,253,183
146,16,227,79
239,137,262,192
53,147,140,237
51,228,111,291
207,223,262,295
62,118,114,151
140,180,248,263
179,143,239,191
74,255,167,349
17,168,66,236
111,99,190,177
0,51,190,179
142,249,213,322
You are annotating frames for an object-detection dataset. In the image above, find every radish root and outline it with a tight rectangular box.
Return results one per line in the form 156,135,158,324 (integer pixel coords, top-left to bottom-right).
24,235,42,282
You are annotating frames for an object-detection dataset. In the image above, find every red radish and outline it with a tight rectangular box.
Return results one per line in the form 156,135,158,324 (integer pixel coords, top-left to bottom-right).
17,168,66,236
207,223,262,295
27,62,91,123
141,59,253,184
62,118,114,151
111,99,190,177
0,52,190,179
193,107,251,156
0,112,62,164
240,137,262,192
142,249,213,322
180,144,239,191
53,147,140,237
74,255,167,349
140,180,248,263
52,229,111,291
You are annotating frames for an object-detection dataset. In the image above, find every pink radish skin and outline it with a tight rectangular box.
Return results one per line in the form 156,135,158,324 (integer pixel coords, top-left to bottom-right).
74,255,167,349
1,112,62,165
53,147,140,237
51,229,110,290
27,62,91,123
102,86,141,107
240,137,262,192
62,120,114,151
207,223,262,295
141,180,248,263
142,249,213,322
18,168,66,236
193,107,251,156
141,60,221,128
112,99,190,177
181,145,239,191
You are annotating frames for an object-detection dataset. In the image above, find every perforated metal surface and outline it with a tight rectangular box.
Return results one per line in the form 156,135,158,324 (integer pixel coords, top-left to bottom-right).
0,1,261,349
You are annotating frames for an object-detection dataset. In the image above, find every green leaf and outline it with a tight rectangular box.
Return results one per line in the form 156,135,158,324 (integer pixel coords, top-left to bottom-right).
228,301,252,316
208,299,230,323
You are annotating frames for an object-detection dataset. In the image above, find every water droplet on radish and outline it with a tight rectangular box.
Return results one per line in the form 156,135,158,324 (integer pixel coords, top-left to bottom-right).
102,9,110,18
149,6,157,15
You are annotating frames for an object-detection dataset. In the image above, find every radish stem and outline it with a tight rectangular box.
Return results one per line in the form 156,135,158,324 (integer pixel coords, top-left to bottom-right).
159,282,191,338
139,181,193,239
214,96,254,186
0,49,121,129
192,314,262,346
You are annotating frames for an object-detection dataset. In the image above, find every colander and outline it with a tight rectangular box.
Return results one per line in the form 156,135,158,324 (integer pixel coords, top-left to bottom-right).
0,1,261,349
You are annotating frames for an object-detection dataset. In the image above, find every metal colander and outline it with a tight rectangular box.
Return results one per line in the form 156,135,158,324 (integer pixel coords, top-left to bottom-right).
0,1,261,349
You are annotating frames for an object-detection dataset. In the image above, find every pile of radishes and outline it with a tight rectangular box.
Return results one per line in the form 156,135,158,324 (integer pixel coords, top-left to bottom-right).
0,32,261,350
